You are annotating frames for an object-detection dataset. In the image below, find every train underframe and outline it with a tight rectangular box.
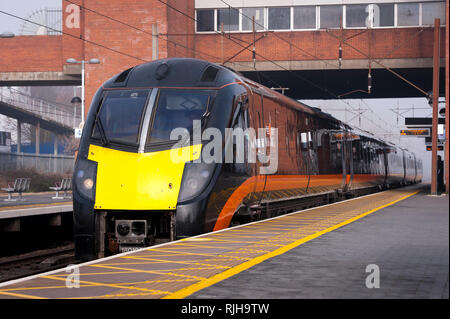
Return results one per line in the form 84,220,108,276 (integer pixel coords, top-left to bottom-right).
94,210,176,258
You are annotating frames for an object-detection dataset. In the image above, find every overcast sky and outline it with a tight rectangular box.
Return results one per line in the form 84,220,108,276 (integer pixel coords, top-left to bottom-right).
0,0,61,34
0,0,442,181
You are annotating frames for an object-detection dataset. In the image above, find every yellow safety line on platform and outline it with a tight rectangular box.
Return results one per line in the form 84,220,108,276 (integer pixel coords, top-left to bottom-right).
163,190,419,299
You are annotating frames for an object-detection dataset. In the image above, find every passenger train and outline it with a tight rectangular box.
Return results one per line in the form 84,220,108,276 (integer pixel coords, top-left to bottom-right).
73,58,422,260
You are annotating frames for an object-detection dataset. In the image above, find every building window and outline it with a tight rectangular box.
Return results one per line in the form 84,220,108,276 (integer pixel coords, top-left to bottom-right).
217,8,239,31
397,3,420,26
293,6,316,29
268,7,291,30
196,9,215,32
345,4,369,28
373,3,395,27
320,5,343,29
242,7,265,31
422,2,446,26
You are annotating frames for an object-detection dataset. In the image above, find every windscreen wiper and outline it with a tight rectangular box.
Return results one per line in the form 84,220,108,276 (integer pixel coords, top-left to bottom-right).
95,116,109,146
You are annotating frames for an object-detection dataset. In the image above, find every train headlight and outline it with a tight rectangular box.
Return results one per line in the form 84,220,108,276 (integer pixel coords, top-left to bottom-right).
178,163,216,202
74,158,97,201
83,178,94,190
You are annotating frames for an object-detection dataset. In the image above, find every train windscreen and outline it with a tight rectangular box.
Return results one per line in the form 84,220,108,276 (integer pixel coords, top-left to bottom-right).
92,89,150,145
146,89,211,145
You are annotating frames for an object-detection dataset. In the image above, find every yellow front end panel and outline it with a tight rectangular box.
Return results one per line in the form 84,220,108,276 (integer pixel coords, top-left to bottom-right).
87,144,201,210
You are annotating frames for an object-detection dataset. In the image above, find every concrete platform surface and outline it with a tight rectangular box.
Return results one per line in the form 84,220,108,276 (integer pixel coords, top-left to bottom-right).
190,190,449,299
0,185,445,299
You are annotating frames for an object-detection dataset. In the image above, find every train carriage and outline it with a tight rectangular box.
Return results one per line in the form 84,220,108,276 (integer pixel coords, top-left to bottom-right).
73,58,422,260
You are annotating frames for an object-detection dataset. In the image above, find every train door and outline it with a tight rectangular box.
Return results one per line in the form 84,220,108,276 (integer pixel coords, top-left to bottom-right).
297,115,312,193
249,89,267,206
259,96,278,203
401,149,406,183
343,129,354,191
413,153,417,183
240,90,259,204
330,131,346,190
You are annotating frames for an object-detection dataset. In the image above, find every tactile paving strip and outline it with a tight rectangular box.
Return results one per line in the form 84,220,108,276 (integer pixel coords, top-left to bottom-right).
0,186,420,299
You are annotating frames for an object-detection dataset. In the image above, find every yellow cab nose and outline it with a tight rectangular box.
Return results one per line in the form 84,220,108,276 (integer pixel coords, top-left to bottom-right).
87,143,201,210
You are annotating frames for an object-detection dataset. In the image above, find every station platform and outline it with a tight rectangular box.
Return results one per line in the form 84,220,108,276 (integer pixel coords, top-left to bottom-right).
0,192,72,208
0,193,72,219
0,184,447,299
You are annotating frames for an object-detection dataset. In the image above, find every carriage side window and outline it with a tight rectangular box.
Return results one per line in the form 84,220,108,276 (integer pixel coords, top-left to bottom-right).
308,132,314,149
300,132,308,151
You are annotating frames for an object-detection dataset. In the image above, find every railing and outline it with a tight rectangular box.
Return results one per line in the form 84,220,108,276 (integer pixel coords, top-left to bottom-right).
0,152,75,174
0,87,81,128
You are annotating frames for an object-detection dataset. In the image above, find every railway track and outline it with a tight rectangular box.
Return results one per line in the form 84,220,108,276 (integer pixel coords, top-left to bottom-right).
0,244,76,283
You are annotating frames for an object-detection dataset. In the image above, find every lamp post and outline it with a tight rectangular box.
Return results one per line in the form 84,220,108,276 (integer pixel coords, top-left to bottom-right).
66,58,100,127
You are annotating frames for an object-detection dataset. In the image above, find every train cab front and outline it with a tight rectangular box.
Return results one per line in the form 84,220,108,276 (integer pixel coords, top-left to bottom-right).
73,84,219,261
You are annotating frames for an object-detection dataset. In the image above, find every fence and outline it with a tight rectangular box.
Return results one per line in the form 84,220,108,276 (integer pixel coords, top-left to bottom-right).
0,87,81,128
0,152,75,174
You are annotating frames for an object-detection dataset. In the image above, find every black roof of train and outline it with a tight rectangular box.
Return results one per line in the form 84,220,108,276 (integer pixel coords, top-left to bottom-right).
103,58,333,118
103,58,238,89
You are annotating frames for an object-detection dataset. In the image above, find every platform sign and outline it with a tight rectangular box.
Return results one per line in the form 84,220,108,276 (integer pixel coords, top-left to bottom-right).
400,129,430,137
426,145,444,151
426,141,444,147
